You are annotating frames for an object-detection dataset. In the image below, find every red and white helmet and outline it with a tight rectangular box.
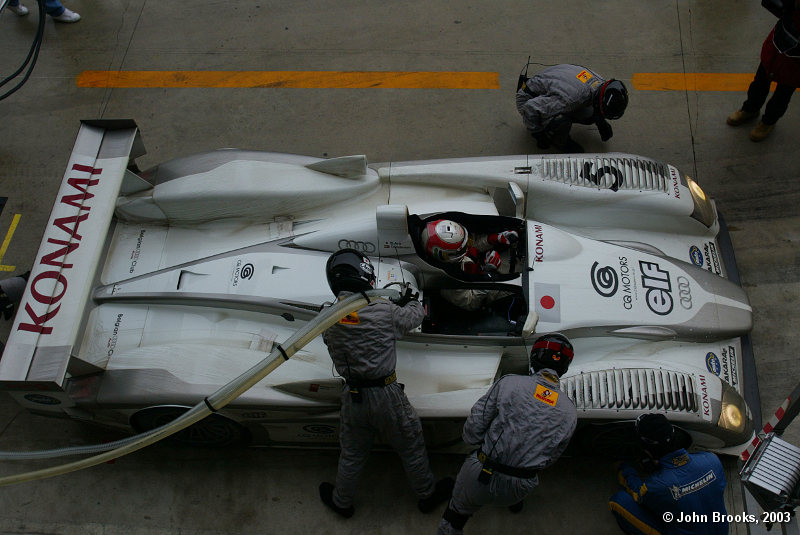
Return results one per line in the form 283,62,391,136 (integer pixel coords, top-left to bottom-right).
422,219,469,262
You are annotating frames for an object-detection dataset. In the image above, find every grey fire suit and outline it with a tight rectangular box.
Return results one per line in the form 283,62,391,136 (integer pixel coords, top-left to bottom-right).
515,64,606,138
437,370,577,535
322,292,435,509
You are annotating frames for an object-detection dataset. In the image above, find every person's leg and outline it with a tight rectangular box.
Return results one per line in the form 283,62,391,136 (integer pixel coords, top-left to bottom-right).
728,63,770,125
44,0,64,17
743,63,772,113
762,83,795,125
380,388,436,499
608,490,664,535
331,406,374,509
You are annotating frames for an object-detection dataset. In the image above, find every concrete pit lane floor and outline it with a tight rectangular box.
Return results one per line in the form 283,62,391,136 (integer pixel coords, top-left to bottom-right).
1,1,799,534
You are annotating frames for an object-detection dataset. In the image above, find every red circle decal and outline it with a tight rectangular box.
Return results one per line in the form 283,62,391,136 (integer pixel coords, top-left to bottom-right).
540,296,555,309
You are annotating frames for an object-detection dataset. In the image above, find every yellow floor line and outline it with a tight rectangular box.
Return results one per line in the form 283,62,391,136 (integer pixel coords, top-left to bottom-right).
0,213,21,272
76,70,500,89
633,72,798,91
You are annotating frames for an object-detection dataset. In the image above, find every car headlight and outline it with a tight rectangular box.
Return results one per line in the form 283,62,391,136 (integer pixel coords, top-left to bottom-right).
718,382,752,437
687,177,716,228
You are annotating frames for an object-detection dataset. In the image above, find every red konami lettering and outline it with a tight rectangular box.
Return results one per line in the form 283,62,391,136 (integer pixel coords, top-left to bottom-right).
699,374,710,416
534,224,544,262
17,164,102,335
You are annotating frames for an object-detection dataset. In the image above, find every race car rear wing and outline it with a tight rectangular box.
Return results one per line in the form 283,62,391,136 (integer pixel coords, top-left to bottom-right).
0,120,145,392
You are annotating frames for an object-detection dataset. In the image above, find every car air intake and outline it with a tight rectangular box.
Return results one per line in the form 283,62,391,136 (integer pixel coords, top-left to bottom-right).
560,368,699,413
540,156,670,193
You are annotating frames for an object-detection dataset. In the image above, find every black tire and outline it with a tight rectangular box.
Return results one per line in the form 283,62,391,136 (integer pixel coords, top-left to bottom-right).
574,421,693,459
130,406,251,447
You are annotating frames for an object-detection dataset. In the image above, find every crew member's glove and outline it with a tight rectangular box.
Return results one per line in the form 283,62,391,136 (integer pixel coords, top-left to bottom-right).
394,283,419,307
0,292,14,321
597,119,613,142
483,251,501,272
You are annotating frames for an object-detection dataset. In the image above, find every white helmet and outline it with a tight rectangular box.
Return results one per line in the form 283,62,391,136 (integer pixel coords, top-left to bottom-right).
421,219,469,262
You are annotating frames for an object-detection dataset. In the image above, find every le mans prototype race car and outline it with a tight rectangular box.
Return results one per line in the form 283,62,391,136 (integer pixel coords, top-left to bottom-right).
0,121,757,455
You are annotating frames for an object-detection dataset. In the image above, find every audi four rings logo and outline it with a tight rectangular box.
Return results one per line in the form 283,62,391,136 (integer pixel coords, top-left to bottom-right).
677,276,692,309
591,262,619,297
241,263,255,280
338,239,376,253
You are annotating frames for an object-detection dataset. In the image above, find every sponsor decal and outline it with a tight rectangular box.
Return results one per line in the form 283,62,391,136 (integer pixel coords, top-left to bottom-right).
689,245,703,267
698,374,711,418
129,229,146,274
576,70,593,83
302,424,336,435
670,167,681,199
619,256,634,310
338,239,376,254
591,262,619,297
18,164,102,335
534,384,559,406
534,282,561,323
383,240,404,249
23,394,62,405
705,352,721,376
339,312,360,325
703,242,722,275
669,470,717,500
106,313,124,357
533,224,544,262
581,162,623,192
231,259,255,287
727,345,739,387
676,276,692,310
639,260,673,315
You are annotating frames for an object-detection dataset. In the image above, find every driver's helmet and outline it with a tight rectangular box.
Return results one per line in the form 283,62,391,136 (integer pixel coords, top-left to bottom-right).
529,333,574,377
595,79,628,120
635,413,676,457
421,219,469,262
326,248,376,296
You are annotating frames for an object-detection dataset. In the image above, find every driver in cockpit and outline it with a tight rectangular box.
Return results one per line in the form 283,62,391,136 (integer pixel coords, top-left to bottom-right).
421,219,518,311
421,219,518,276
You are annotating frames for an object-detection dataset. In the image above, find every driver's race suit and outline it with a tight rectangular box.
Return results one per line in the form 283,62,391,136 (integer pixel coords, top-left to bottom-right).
609,449,728,535
322,292,436,509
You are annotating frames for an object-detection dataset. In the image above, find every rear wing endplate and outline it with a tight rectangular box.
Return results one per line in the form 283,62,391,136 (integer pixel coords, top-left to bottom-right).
0,120,144,391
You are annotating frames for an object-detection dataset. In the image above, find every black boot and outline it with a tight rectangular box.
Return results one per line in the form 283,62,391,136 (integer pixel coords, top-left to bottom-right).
554,135,584,153
508,500,524,513
418,477,455,513
319,482,354,518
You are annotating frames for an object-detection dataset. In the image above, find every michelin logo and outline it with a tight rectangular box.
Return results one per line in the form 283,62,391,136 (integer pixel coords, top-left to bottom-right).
669,470,716,500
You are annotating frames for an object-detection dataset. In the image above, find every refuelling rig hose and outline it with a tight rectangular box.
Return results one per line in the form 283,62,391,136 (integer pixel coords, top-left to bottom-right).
0,289,399,486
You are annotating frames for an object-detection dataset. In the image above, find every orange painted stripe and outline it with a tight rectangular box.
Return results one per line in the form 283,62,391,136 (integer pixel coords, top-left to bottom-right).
76,70,500,89
633,72,798,91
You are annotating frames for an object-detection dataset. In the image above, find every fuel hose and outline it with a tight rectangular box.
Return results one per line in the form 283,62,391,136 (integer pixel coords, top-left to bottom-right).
0,288,399,486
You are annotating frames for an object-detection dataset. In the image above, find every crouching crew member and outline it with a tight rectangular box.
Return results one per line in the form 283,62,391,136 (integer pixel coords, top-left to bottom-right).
609,413,729,535
516,63,628,153
437,334,578,534
319,248,453,518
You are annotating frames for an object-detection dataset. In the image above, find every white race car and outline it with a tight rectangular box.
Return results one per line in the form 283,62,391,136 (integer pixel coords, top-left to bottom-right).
0,120,756,455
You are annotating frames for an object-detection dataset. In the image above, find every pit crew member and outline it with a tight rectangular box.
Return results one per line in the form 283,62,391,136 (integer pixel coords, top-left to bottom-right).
319,248,453,518
609,413,729,535
437,334,578,534
516,63,628,152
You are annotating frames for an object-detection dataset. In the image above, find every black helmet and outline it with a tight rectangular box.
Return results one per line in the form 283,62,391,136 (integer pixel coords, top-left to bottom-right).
636,413,676,458
529,333,574,376
326,248,376,296
596,79,628,120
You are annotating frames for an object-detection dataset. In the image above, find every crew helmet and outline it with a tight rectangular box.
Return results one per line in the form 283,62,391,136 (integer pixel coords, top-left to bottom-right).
529,333,574,377
326,248,376,296
421,219,469,262
596,79,629,120
635,413,676,458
